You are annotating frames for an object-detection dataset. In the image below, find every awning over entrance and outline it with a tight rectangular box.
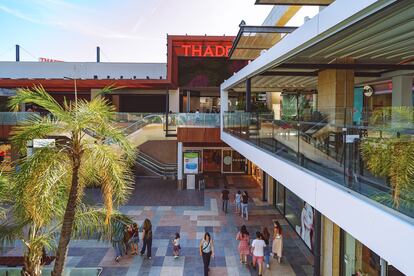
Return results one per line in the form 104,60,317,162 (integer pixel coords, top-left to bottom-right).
228,5,301,61
229,25,297,60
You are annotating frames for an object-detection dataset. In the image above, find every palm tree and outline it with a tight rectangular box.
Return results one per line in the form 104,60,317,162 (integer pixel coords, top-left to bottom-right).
0,172,133,276
8,86,136,275
361,106,414,208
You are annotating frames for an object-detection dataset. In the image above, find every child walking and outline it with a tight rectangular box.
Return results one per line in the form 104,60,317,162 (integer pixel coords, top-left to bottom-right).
173,232,181,258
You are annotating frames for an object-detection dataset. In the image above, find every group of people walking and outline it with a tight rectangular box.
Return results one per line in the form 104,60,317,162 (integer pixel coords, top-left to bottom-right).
236,222,283,276
110,187,282,276
222,187,250,220
112,217,182,263
111,218,153,262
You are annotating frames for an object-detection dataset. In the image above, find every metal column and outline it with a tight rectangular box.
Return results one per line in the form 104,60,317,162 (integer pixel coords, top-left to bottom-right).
15,45,20,62
177,142,183,190
246,78,251,112
165,90,169,136
186,91,191,112
96,46,101,62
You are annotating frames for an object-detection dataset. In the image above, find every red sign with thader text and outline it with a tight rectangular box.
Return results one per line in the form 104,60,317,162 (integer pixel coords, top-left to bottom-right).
181,44,232,57
39,57,64,62
167,35,236,86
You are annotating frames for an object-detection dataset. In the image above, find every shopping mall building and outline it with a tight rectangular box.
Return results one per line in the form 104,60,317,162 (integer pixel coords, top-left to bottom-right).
1,0,414,275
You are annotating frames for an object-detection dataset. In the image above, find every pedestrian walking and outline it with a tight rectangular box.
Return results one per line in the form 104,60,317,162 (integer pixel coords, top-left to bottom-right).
236,225,250,264
221,186,230,214
199,232,214,276
111,221,125,262
251,231,266,276
272,221,283,263
234,190,242,215
123,224,132,255
128,223,140,255
173,232,181,258
262,227,271,269
140,218,153,259
241,191,249,220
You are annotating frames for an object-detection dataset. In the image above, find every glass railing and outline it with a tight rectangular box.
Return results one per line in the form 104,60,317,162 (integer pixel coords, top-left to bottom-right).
0,112,40,124
112,112,156,123
224,107,414,219
168,113,220,128
121,114,164,136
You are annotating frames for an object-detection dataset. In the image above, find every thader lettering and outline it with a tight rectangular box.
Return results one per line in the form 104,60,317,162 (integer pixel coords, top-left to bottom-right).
181,45,232,57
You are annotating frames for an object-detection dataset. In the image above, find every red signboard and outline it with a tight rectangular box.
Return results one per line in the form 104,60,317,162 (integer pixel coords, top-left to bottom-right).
167,35,237,86
39,57,64,62
181,45,232,57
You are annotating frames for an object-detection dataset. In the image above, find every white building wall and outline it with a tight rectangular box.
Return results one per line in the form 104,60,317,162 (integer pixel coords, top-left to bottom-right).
0,61,167,80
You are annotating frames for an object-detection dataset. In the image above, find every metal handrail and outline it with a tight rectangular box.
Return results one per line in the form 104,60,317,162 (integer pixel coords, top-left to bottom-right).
136,152,176,177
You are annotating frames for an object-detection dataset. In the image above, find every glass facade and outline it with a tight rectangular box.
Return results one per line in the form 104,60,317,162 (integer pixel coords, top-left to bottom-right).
341,231,381,276
223,109,414,219
184,148,246,174
341,231,405,276
202,149,221,172
273,180,315,252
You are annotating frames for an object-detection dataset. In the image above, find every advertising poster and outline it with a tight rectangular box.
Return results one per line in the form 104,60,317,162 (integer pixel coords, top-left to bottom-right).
184,152,199,174
296,202,314,250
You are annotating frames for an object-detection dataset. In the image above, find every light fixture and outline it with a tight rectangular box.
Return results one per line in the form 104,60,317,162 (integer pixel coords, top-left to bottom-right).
363,85,374,97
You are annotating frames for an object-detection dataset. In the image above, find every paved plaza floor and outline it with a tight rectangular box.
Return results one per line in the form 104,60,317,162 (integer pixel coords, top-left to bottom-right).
1,176,313,276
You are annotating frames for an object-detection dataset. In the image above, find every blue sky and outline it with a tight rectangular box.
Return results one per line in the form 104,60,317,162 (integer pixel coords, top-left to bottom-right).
0,0,318,62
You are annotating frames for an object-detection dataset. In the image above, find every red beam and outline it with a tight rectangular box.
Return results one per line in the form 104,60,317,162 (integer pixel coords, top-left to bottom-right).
0,79,172,91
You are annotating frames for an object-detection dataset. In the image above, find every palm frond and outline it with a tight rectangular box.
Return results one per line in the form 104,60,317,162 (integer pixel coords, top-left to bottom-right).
92,84,124,99
80,143,134,222
10,116,65,154
0,219,29,246
71,204,133,241
361,138,392,177
11,147,70,226
8,85,68,120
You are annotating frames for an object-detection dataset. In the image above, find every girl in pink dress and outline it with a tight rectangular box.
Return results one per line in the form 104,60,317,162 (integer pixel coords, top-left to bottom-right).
236,225,250,264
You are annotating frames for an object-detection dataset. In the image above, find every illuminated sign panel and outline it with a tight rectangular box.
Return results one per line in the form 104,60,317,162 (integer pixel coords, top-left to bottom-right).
181,45,232,57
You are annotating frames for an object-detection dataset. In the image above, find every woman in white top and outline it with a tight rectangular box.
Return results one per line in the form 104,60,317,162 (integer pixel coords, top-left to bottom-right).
251,232,266,276
199,232,214,276
272,221,283,263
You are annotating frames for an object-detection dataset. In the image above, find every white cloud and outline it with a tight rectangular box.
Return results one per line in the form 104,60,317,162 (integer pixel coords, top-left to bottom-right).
0,4,42,24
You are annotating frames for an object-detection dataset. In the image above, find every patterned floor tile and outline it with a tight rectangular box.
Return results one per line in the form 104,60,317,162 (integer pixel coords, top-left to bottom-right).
3,175,313,275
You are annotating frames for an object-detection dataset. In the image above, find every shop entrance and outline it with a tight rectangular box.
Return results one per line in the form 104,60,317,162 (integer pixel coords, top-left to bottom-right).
202,149,222,172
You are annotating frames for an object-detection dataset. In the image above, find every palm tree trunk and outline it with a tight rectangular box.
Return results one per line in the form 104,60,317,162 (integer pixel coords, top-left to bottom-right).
22,245,42,276
51,157,81,276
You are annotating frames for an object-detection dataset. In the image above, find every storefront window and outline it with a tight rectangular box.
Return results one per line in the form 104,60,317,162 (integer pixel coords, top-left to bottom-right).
222,149,232,172
274,180,285,214
285,188,315,251
342,232,381,276
250,162,262,184
202,149,221,172
231,151,245,172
